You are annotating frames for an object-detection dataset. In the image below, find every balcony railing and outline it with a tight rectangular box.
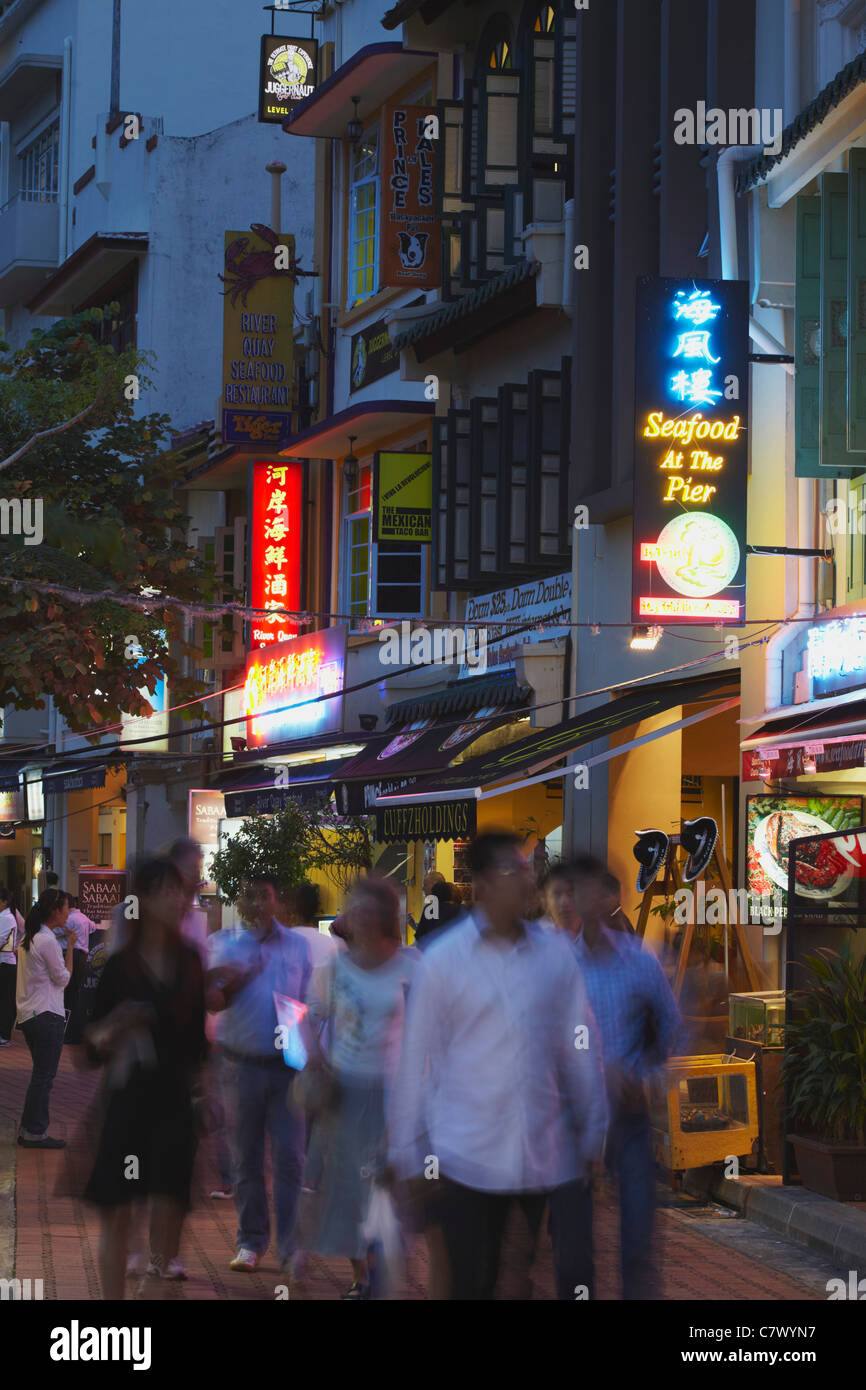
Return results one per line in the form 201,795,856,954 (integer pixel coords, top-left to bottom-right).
0,190,59,308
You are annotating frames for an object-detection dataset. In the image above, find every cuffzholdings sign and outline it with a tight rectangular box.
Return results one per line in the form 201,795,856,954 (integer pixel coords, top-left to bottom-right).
375,797,476,843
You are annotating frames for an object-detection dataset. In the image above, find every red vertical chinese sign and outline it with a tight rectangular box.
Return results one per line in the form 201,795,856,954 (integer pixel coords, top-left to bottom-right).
250,460,303,649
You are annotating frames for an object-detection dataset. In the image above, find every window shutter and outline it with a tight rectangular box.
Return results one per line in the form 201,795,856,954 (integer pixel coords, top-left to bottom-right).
554,14,577,141
527,361,571,566
436,99,473,216
498,382,531,572
432,416,449,589
795,194,821,478
468,397,502,584
434,409,471,587
848,148,866,456
464,79,480,200
819,173,863,473
479,72,522,192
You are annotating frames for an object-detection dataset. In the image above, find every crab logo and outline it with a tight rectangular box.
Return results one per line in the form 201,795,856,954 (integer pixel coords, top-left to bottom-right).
397,231,430,270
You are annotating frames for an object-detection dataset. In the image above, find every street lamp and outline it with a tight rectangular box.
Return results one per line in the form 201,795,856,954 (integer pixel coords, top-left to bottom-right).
343,435,359,492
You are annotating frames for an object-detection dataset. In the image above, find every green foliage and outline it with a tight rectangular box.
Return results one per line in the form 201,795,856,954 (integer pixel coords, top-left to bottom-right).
781,948,866,1145
209,798,375,905
303,797,375,895
0,306,212,731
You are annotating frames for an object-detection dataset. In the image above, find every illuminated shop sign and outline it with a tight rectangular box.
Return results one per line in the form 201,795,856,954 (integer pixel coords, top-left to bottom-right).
807,616,866,697
221,229,295,447
250,460,303,649
243,626,347,748
258,35,318,123
632,278,749,624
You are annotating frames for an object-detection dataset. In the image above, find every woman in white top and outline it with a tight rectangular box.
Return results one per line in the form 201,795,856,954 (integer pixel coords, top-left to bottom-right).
300,876,419,1299
16,889,75,1148
0,884,20,1044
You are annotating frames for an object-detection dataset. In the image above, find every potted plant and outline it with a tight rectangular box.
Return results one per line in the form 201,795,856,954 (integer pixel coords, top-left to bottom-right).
782,948,866,1201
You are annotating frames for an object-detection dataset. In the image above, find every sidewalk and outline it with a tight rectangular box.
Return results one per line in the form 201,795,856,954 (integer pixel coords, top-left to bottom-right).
685,1168,866,1272
0,1035,818,1300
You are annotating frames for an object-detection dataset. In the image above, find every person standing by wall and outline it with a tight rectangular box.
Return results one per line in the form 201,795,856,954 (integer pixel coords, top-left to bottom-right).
15,889,76,1147
0,884,21,1046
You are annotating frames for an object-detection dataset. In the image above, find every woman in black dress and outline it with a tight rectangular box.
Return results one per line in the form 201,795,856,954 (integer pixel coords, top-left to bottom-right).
84,857,207,1299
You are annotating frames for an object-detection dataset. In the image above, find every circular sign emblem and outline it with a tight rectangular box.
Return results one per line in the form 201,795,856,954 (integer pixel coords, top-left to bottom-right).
267,45,313,99
654,511,740,599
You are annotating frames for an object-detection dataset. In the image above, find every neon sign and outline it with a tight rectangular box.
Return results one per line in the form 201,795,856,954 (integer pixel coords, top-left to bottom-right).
250,460,302,649
633,277,749,625
807,617,866,697
243,626,347,748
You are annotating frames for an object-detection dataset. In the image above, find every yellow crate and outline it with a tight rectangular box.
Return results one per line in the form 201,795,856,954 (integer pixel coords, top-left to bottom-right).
649,1054,759,1175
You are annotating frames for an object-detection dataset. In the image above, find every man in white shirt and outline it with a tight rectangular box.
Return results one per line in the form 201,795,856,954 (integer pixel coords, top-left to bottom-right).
389,831,607,1300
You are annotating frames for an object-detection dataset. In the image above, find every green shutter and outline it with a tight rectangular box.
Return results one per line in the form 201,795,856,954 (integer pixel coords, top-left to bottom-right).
795,194,821,477
819,173,863,474
848,149,866,457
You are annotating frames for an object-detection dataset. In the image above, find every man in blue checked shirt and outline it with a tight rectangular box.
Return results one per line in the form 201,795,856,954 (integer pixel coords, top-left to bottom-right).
545,860,682,1300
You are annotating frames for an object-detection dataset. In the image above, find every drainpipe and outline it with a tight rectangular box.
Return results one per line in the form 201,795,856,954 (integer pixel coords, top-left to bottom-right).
784,0,800,125
58,38,73,264
717,147,817,711
562,197,574,313
266,160,285,233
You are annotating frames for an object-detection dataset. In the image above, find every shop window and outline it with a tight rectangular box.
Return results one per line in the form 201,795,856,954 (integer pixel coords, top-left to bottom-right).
18,118,60,202
348,130,380,307
343,462,373,621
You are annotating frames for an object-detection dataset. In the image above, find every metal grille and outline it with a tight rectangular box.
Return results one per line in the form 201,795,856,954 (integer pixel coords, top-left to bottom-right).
19,121,60,202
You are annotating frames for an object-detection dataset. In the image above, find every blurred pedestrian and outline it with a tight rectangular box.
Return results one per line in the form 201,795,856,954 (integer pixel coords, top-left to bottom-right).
0,884,21,1046
415,879,463,951
390,832,607,1300
83,857,207,1297
170,838,209,960
63,894,98,1039
548,859,681,1300
300,876,419,1299
206,873,312,1274
16,889,76,1148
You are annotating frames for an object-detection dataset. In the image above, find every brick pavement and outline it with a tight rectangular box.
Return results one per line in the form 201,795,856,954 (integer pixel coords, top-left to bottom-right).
0,1035,818,1301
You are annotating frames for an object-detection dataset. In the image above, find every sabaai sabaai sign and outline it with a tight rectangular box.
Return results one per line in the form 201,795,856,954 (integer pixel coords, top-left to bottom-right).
258,35,318,123
632,277,749,624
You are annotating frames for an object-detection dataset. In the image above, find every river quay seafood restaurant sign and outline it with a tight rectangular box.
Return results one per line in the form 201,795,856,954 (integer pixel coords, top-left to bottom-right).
221,228,296,447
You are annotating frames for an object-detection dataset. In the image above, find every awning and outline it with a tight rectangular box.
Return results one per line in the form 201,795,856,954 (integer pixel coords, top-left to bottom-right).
279,400,435,461
392,261,541,361
282,43,437,138
42,764,109,795
0,760,24,792
0,53,62,122
385,669,531,725
26,232,149,315
741,699,866,750
216,755,357,819
334,705,528,814
741,699,866,779
374,671,740,806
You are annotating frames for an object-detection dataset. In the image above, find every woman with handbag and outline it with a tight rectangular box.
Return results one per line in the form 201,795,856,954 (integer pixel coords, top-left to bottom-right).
297,876,419,1300
82,857,207,1298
